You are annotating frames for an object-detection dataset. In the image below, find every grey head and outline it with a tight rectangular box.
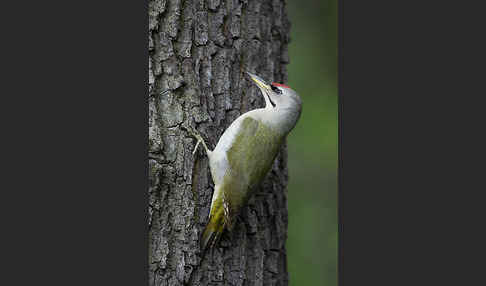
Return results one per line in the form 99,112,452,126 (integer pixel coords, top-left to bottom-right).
247,72,302,134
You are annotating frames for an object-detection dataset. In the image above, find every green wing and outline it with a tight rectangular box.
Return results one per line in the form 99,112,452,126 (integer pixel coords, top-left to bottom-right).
201,117,284,251
221,116,284,228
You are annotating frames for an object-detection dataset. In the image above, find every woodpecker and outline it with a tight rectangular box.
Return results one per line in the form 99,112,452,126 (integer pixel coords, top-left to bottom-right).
189,72,302,251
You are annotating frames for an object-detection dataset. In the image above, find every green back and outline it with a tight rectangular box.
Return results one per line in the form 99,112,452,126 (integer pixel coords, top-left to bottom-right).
221,116,285,227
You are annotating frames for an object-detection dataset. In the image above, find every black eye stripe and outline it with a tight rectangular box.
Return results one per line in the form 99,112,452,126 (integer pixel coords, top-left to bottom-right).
268,96,276,107
270,85,282,94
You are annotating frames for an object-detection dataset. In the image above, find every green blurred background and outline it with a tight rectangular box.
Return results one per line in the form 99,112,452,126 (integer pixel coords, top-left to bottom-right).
285,0,337,285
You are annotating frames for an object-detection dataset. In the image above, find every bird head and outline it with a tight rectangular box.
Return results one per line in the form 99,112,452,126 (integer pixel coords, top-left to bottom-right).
247,72,302,134
247,72,302,114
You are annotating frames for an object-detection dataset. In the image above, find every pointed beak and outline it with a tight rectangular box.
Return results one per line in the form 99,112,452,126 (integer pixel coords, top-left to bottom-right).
247,71,276,108
247,72,270,90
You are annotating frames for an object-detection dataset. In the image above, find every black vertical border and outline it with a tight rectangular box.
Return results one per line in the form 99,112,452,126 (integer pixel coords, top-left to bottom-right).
1,1,149,285
337,0,485,284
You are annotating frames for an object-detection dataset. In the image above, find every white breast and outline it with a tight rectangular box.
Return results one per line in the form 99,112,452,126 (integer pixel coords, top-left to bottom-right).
208,110,257,183
205,109,264,209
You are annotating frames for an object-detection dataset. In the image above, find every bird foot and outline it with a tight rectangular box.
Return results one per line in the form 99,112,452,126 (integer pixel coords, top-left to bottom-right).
184,126,211,155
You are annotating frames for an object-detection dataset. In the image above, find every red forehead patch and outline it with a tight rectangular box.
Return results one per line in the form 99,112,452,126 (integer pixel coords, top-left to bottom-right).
272,82,290,89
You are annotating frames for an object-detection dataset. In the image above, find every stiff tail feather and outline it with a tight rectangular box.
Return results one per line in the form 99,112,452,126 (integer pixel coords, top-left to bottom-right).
200,225,220,252
200,209,225,252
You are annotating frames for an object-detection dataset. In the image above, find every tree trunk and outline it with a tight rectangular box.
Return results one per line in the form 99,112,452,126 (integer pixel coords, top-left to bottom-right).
149,0,291,285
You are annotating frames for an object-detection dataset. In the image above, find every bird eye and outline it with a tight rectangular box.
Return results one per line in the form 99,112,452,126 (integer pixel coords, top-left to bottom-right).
271,85,282,94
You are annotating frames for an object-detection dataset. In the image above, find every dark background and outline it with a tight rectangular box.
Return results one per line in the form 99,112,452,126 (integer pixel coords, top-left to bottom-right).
286,0,337,285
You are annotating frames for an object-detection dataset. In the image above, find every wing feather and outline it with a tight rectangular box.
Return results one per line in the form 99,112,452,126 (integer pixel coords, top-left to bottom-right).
222,116,284,222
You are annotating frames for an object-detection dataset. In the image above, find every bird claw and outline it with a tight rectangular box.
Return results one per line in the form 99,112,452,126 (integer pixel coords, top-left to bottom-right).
183,126,210,156
192,140,201,155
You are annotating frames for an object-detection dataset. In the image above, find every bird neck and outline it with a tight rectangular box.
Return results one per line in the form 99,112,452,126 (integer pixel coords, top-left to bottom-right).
254,105,301,135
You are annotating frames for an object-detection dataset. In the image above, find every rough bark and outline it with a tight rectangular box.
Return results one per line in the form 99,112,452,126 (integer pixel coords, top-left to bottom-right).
149,0,291,285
